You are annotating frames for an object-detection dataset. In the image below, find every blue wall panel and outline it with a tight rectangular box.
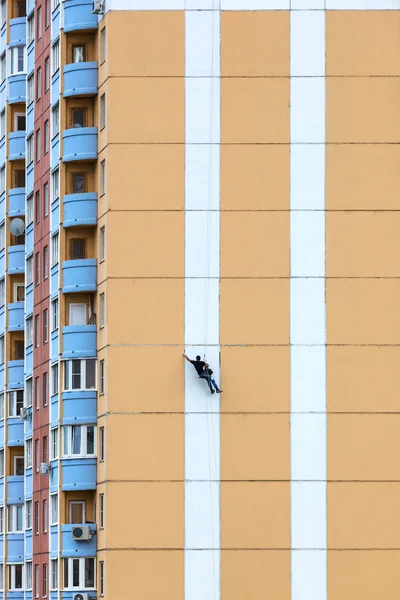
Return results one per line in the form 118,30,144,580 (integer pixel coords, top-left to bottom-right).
62,391,96,425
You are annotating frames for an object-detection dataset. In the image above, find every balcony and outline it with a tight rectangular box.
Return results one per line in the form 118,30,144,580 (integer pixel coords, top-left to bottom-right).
8,131,26,161
8,188,25,217
62,457,96,491
8,245,24,274
62,259,97,293
7,476,24,504
8,303,24,332
63,0,98,33
63,192,97,228
62,325,96,359
8,360,24,389
62,127,98,162
9,75,26,104
62,523,97,557
7,533,23,562
62,390,96,425
9,18,26,47
63,62,98,98
7,417,24,446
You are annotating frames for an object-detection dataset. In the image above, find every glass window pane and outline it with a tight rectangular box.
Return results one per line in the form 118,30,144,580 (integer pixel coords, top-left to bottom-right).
85,558,94,588
63,559,68,589
16,506,22,531
71,360,81,389
15,564,22,588
86,427,94,455
72,559,79,587
71,427,81,455
85,360,96,389
63,428,68,456
69,502,83,524
72,174,85,194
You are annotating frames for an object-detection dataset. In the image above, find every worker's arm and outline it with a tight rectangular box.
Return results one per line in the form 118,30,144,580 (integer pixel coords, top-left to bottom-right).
183,354,192,363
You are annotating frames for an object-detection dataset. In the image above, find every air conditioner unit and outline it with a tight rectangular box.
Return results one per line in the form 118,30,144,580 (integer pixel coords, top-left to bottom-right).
92,0,104,14
19,407,28,420
73,594,89,600
40,462,51,475
72,525,92,541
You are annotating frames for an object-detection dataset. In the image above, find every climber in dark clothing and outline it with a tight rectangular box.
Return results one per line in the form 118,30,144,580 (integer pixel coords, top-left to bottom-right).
183,354,222,394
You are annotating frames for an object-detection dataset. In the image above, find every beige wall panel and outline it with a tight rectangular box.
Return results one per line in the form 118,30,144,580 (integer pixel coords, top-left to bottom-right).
326,11,400,76
328,551,400,600
106,550,183,600
327,212,400,277
328,347,400,413
220,280,289,345
328,483,400,549
221,11,289,76
107,482,183,548
221,483,290,548
108,78,184,144
327,78,400,143
221,415,289,480
221,79,290,144
107,212,183,278
221,347,289,412
107,145,184,211
222,551,290,600
221,212,289,278
107,11,184,77
329,415,400,481
107,414,183,480
106,346,183,412
220,145,289,210
327,279,400,345
106,279,184,345
326,145,400,210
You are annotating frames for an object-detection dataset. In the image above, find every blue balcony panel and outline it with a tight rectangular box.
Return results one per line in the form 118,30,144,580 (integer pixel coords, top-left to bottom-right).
51,70,60,104
26,224,34,258
51,264,59,298
51,199,60,234
0,364,4,390
25,468,33,498
63,62,98,97
27,42,34,74
62,458,96,491
0,422,4,448
8,360,24,389
7,476,24,504
63,192,97,228
0,476,4,504
7,593,24,600
8,131,26,161
7,418,24,446
51,394,59,427
8,246,24,275
52,6,60,42
63,0,98,32
50,524,58,558
0,305,4,334
27,101,34,134
25,344,33,376
62,390,96,425
7,533,24,562
62,593,96,600
62,127,98,162
62,259,97,294
8,188,25,217
26,161,34,194
62,523,97,557
25,529,32,559
50,461,59,494
9,75,26,104
51,132,60,170
9,18,26,47
8,303,24,332
62,325,96,359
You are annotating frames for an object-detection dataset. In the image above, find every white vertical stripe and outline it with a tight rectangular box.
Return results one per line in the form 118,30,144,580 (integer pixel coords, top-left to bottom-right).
290,9,326,600
185,6,220,600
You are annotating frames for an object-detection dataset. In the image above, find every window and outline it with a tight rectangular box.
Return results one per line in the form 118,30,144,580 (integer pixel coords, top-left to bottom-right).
14,112,26,132
51,298,58,331
8,564,23,590
35,564,39,596
71,172,86,194
99,561,104,596
0,54,4,84
0,393,3,419
51,168,59,201
100,94,106,129
26,562,32,590
36,67,41,99
50,428,58,460
63,557,95,590
63,425,96,458
8,391,24,417
35,439,39,471
70,107,86,129
0,278,4,307
14,340,24,360
26,316,33,346
15,0,26,17
10,47,25,75
43,370,48,404
35,252,40,284
27,135,34,165
51,364,58,396
51,40,59,74
35,314,40,346
35,128,41,160
51,102,59,136
26,378,33,407
101,28,106,63
0,449,3,476
43,500,48,533
34,502,39,534
69,238,85,260
0,110,4,138
99,494,104,528
69,304,86,326
43,247,49,280
52,0,60,8
27,73,34,104
37,6,42,39
69,500,85,524
100,294,105,327
100,360,105,395
45,0,50,27
50,559,58,590
0,0,5,26
0,336,4,364
35,377,40,409
99,426,104,461
72,45,86,63
13,455,24,476
64,359,96,391
26,500,32,529
44,120,49,152
43,182,49,216
0,507,3,533
7,505,23,533
26,256,33,286
14,169,25,188
27,14,34,45
51,233,58,266
26,439,32,468
101,160,106,194
0,168,4,195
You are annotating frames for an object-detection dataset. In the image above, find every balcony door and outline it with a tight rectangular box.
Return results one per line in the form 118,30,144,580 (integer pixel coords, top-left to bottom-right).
69,500,86,524
69,304,86,326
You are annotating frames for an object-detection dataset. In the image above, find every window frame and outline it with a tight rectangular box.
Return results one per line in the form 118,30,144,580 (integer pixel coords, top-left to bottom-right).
62,425,97,459
63,359,96,392
63,557,95,590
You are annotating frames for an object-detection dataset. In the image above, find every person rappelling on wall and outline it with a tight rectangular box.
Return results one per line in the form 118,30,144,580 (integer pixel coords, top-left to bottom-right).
183,354,222,394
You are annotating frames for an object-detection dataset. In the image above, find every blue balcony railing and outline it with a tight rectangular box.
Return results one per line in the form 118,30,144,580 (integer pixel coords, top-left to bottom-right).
62,127,98,162
62,325,96,359
8,188,25,217
8,131,26,161
62,259,97,293
7,476,24,504
63,192,97,228
9,18,26,47
8,303,24,331
62,391,96,425
61,523,97,557
62,458,96,491
63,62,98,97
7,360,24,389
63,0,98,33
9,75,26,104
8,246,24,275
7,417,24,446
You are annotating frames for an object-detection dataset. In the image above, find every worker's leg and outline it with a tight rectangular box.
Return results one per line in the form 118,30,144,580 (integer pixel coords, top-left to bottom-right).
199,372,214,393
209,377,221,393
